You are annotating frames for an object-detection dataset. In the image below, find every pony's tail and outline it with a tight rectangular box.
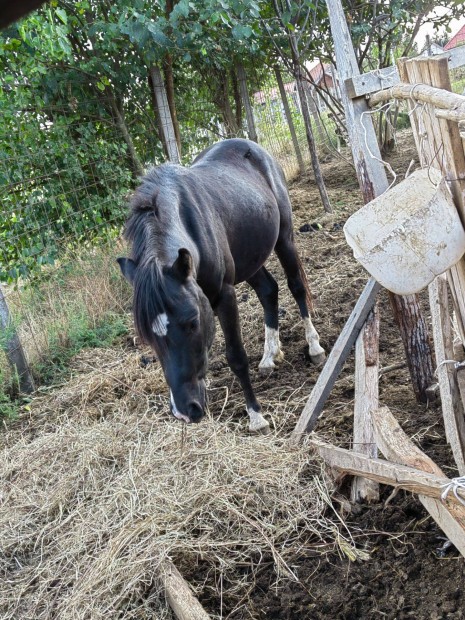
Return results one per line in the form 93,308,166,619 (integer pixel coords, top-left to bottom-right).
296,253,314,314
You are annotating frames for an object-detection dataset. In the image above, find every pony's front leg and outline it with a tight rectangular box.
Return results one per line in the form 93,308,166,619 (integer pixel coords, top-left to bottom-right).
216,284,270,433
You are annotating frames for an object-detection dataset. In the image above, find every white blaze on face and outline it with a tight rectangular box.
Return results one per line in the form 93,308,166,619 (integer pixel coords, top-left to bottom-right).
152,313,169,337
170,391,191,424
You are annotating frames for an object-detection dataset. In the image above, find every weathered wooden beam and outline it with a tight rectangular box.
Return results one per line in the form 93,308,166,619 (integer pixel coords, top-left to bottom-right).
345,66,400,99
429,276,465,475
372,406,443,475
372,406,465,558
159,559,211,620
346,47,465,99
351,305,380,503
291,278,380,442
309,437,465,507
369,82,465,120
323,0,435,407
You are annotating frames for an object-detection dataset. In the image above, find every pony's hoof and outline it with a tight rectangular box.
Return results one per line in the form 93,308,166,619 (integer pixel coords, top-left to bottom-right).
258,360,276,373
249,421,271,435
248,410,270,434
310,351,326,366
258,350,284,373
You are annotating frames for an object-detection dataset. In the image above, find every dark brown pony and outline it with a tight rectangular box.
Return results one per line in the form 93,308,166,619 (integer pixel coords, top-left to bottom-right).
118,139,324,433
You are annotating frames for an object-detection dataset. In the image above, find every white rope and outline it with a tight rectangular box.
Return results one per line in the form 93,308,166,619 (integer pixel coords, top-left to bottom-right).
441,477,465,507
360,103,398,191
434,359,465,377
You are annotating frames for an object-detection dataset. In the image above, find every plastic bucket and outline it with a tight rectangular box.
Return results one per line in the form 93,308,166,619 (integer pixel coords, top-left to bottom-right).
343,168,465,295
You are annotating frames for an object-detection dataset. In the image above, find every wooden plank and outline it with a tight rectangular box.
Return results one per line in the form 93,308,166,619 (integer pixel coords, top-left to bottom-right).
159,559,211,620
290,278,380,443
429,276,465,475
372,406,443,475
309,437,465,506
345,46,465,99
447,265,465,345
351,305,380,503
345,66,400,99
372,406,465,557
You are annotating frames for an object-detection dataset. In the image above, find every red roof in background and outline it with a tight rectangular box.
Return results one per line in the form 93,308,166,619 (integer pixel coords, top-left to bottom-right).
445,23,465,50
254,80,296,105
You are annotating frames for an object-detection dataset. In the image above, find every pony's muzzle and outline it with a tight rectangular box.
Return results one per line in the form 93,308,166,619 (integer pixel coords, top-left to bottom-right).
186,402,204,423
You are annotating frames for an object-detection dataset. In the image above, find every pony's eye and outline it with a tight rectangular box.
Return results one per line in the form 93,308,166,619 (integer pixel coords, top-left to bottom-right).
189,319,199,332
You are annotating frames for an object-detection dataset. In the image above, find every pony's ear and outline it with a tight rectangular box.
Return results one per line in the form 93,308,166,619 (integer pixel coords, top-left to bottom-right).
117,257,137,284
172,248,193,281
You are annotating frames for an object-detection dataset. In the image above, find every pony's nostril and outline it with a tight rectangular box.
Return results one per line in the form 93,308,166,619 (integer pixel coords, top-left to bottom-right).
188,402,204,423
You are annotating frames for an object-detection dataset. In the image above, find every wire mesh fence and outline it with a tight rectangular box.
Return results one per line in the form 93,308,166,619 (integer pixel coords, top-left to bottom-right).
0,51,341,394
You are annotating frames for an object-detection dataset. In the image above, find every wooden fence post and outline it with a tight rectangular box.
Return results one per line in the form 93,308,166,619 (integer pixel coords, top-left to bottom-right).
274,67,305,173
150,65,180,164
325,0,434,403
236,63,258,143
0,285,35,394
351,304,380,503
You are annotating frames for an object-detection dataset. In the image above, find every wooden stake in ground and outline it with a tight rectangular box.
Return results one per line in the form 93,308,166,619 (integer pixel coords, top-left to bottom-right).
0,284,35,394
351,305,380,503
159,559,211,620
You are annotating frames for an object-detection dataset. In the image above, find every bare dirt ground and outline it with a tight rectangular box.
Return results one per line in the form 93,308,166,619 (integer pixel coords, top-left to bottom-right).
2,131,464,619
196,131,465,618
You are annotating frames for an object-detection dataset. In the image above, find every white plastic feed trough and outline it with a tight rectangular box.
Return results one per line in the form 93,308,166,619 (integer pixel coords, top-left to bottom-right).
343,168,465,295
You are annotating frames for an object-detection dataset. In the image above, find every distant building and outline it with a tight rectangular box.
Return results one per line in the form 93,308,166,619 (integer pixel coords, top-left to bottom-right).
419,40,445,56
445,23,465,50
253,63,339,122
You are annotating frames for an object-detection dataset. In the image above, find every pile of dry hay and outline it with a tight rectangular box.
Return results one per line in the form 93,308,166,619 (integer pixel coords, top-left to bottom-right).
1,347,361,619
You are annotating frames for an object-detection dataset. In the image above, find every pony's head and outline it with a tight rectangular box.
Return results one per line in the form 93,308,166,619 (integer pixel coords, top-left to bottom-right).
118,248,215,424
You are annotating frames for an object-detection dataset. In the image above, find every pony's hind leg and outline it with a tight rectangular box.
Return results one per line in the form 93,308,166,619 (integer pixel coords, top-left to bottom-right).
275,233,326,365
247,267,284,372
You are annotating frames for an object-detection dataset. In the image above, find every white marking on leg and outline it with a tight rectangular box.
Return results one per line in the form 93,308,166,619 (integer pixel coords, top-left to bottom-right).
152,313,169,337
170,391,190,424
303,316,325,360
247,407,270,433
259,326,284,370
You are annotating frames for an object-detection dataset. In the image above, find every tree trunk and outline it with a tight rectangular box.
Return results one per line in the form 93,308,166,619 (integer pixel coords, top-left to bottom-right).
236,63,257,142
107,95,144,178
274,66,304,173
230,67,243,133
294,64,333,213
163,53,182,156
211,70,240,137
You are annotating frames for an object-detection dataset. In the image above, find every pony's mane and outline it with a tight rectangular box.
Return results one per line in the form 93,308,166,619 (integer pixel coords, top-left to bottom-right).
132,260,170,355
124,166,174,354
